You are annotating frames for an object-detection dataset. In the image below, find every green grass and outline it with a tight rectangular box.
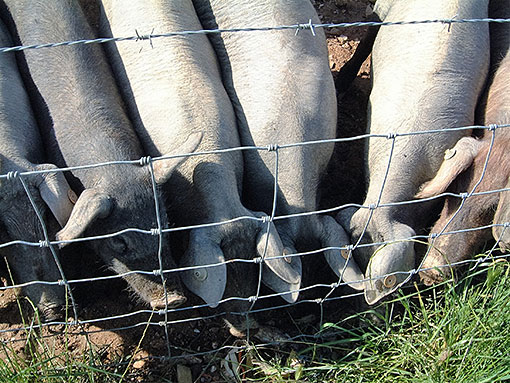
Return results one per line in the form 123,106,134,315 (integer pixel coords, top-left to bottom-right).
240,260,510,382
1,260,509,382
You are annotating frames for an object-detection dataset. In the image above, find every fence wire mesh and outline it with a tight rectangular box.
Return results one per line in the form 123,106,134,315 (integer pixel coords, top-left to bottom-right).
0,14,509,369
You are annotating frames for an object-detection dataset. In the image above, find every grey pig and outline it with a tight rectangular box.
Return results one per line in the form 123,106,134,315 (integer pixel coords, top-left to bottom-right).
3,0,201,310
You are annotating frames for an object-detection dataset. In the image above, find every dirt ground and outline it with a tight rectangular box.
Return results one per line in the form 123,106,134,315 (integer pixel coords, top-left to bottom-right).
0,1,374,381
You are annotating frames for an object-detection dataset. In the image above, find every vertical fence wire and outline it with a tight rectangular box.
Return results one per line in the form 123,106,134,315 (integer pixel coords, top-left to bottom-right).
246,144,281,342
18,174,79,322
145,156,173,359
318,133,397,328
17,173,98,360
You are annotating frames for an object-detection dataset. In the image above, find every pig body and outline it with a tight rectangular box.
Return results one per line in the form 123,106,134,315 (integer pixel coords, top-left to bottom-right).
98,0,300,332
417,0,510,283
338,0,490,304
192,0,364,292
0,19,74,320
3,0,198,310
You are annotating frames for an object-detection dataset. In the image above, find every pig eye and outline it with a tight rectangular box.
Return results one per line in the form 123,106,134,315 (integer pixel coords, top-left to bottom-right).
110,236,127,253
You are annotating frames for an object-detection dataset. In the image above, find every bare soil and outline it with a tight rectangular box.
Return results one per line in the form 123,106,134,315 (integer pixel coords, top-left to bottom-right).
0,1,374,381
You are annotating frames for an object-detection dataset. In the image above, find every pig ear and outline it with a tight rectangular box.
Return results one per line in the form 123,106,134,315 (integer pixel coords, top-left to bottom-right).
153,132,203,185
319,215,365,290
256,222,302,303
35,164,77,227
180,228,226,308
493,180,510,251
416,137,482,198
56,188,112,247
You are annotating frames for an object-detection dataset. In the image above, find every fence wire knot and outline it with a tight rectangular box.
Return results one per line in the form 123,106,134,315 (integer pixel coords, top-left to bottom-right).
330,281,340,289
368,203,377,210
386,132,396,139
504,222,510,228
487,123,498,131
152,269,162,276
150,228,161,236
295,19,316,36
430,232,439,239
139,156,152,167
261,215,272,223
157,309,166,316
254,257,263,264
460,192,468,200
248,296,257,303
57,279,66,286
6,171,19,181
266,144,279,152
442,13,458,32
39,239,50,248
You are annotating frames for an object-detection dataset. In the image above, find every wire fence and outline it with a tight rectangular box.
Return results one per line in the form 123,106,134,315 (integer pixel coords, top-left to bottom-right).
0,14,509,366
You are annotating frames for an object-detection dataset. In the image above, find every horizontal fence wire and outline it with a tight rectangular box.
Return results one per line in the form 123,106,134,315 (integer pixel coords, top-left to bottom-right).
1,124,508,252
1,125,509,342
1,253,508,339
0,17,509,53
0,14,509,365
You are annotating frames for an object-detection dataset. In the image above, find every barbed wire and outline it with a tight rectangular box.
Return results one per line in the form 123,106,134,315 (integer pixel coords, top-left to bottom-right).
0,17,509,54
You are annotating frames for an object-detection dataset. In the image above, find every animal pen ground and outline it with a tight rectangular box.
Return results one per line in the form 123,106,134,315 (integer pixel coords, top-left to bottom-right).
1,1,509,382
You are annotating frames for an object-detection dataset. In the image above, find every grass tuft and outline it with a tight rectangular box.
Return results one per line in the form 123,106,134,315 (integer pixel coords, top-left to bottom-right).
271,260,510,383
1,260,509,382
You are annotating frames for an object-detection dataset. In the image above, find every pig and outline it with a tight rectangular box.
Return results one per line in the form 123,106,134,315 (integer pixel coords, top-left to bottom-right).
489,0,510,253
191,0,364,295
2,0,200,310
97,0,301,332
416,0,510,284
493,178,510,251
0,19,74,321
337,0,490,304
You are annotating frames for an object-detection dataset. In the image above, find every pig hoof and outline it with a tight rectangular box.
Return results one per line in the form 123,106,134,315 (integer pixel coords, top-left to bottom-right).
150,293,186,310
